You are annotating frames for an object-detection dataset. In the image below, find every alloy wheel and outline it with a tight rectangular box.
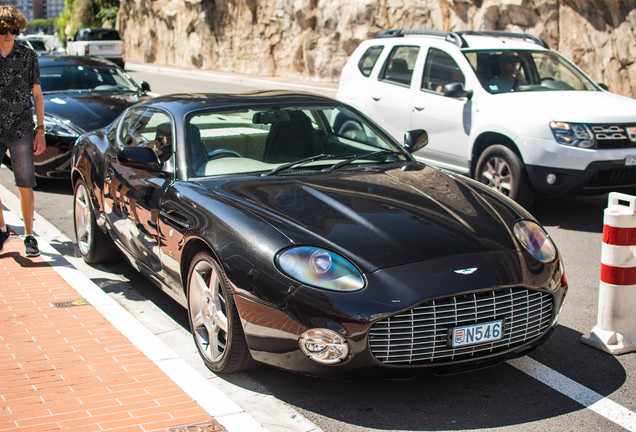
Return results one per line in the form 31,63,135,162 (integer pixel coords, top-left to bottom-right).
74,183,92,256
480,155,513,196
188,259,229,363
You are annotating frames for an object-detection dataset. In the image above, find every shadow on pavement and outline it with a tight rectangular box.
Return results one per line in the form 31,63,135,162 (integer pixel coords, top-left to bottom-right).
531,194,608,233
232,324,626,431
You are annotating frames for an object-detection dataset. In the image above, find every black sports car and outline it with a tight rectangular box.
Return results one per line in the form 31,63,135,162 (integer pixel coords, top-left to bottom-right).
71,91,567,376
14,55,150,178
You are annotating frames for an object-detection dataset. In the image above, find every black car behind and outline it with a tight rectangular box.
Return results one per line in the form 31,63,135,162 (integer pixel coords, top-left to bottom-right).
4,54,150,178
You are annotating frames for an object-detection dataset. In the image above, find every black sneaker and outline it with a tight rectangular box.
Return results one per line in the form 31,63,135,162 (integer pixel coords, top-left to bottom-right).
24,235,40,257
0,230,10,254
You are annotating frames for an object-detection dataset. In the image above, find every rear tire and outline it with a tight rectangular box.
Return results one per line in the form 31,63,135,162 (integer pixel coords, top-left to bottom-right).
475,144,535,208
73,179,119,264
187,251,256,374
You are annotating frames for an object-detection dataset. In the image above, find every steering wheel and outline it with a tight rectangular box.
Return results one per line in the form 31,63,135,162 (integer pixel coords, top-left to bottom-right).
540,77,555,82
338,119,366,140
207,148,242,160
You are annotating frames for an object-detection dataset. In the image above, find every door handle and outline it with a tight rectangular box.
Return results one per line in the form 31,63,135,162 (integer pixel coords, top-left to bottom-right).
413,104,425,111
371,94,381,101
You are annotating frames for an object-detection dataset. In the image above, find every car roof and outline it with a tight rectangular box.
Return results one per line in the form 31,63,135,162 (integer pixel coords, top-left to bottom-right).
374,29,549,51
135,91,343,116
37,55,120,68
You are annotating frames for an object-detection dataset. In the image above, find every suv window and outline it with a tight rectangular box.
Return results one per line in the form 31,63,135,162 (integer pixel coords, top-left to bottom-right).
357,46,383,77
86,29,121,41
379,46,419,86
464,50,599,93
421,48,465,93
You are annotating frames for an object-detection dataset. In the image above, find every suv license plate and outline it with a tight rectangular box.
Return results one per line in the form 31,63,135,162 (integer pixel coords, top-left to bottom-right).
626,155,636,166
452,320,503,348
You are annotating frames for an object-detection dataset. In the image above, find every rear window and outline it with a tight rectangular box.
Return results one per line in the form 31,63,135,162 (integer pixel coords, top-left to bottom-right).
357,46,383,77
86,29,121,41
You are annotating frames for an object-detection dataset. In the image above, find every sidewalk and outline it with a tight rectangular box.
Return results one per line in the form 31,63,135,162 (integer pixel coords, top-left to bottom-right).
0,211,266,431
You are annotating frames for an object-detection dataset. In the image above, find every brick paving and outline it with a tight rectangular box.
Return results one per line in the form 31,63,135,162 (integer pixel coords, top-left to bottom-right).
0,232,225,432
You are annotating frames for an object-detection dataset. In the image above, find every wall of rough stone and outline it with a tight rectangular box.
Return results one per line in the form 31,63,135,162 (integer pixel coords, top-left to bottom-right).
117,0,636,98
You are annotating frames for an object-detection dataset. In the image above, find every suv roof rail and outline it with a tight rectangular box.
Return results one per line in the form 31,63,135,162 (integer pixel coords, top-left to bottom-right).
456,30,549,49
375,29,466,48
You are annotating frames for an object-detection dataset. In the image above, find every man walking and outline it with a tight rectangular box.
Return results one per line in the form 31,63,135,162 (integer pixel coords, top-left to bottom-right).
0,5,46,257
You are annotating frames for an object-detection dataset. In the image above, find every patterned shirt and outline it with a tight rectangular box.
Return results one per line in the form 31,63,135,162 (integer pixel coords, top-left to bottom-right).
0,41,40,142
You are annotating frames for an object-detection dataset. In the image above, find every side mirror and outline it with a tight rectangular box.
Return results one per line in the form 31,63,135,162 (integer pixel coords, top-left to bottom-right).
443,82,473,100
139,81,151,92
597,83,609,91
116,146,161,170
403,129,428,153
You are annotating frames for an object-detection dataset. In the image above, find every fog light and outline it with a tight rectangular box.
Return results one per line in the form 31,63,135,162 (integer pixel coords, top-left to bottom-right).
299,328,349,364
546,173,557,185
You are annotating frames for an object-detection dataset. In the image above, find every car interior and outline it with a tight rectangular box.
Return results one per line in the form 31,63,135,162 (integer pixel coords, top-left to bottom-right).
186,107,400,178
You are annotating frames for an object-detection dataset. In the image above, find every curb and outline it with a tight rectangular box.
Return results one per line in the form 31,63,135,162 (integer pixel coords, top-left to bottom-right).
0,183,268,432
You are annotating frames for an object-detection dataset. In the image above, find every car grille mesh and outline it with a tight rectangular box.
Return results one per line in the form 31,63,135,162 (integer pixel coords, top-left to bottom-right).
587,167,636,189
369,288,553,365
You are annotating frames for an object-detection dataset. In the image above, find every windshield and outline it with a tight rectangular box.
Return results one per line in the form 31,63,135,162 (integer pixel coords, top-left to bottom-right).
28,40,47,51
464,49,600,93
186,104,408,178
86,29,121,41
40,63,139,94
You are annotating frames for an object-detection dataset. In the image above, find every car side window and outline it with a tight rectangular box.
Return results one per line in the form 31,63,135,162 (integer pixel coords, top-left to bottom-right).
118,108,174,167
358,45,383,77
421,48,465,94
379,46,419,87
118,108,147,147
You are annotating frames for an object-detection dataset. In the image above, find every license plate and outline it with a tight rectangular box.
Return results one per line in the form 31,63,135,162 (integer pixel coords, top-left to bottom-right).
96,44,115,51
625,155,636,166
452,320,503,348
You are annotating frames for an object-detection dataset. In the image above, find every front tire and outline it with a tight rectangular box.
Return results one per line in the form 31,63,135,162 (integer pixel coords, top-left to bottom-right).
187,252,255,374
475,144,535,208
73,179,119,264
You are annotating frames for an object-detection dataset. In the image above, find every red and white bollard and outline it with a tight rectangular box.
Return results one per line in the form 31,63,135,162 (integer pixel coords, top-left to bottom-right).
582,192,636,354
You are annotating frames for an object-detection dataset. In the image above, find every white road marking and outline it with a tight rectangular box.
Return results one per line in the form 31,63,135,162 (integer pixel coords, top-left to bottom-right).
509,350,636,430
0,181,322,432
1,179,634,431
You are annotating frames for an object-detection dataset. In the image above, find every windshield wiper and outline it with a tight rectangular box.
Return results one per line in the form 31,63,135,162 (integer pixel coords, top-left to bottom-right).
265,154,337,176
321,150,399,173
43,89,92,95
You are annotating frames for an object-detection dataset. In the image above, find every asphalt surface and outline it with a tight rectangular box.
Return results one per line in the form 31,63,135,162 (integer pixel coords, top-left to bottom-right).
0,62,634,432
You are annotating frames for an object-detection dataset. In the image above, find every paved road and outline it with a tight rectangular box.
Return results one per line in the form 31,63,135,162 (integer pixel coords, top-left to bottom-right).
1,63,634,432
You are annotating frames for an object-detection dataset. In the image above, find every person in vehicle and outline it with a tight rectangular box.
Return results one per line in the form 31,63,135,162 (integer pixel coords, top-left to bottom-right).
488,52,527,92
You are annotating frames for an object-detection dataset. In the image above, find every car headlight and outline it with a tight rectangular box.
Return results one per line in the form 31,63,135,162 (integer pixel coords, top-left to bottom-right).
513,220,557,263
36,114,82,138
277,246,365,291
549,121,594,148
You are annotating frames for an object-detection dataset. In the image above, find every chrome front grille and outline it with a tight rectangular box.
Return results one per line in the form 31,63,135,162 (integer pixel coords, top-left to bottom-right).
369,288,553,365
592,124,636,148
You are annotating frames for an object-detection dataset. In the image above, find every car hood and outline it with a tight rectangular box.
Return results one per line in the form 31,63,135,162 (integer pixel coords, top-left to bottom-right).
494,90,636,123
43,92,145,133
212,165,524,270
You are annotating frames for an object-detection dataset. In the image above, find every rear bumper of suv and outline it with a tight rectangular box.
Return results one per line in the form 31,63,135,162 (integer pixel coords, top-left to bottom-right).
527,160,636,197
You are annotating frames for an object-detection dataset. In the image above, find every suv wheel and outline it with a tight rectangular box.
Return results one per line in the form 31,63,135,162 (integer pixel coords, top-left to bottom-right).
475,144,535,208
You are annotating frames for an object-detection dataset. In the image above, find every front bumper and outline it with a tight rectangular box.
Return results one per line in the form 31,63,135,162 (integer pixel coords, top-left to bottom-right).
527,159,636,197
233,250,566,376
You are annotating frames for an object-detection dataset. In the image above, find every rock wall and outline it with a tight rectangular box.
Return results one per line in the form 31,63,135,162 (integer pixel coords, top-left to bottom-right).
118,0,636,98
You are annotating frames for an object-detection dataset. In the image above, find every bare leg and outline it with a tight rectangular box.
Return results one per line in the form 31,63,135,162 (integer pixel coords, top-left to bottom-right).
18,187,34,236
0,195,5,228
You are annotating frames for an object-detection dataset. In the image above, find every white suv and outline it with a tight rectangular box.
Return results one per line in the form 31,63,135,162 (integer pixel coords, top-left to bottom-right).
337,29,636,206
